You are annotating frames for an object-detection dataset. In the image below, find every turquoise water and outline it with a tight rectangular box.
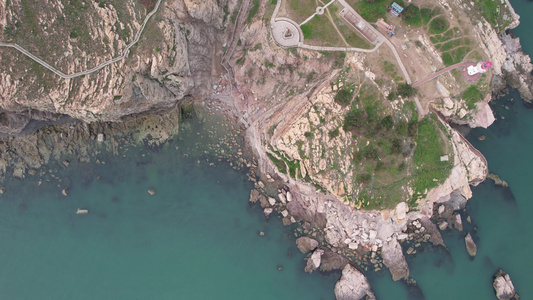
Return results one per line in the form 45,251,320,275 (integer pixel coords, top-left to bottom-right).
368,1,533,298
0,121,337,299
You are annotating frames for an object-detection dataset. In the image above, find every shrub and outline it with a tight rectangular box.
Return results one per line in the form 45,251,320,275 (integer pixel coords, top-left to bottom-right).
381,115,394,130
357,173,372,184
391,138,402,154
329,128,340,139
402,4,421,26
387,91,397,101
335,88,353,106
396,120,408,136
344,107,365,130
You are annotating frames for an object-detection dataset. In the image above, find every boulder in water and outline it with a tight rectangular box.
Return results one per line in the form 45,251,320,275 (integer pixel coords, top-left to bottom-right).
305,249,324,273
382,237,409,281
464,233,477,257
334,264,376,300
148,189,156,196
296,236,319,253
493,269,519,300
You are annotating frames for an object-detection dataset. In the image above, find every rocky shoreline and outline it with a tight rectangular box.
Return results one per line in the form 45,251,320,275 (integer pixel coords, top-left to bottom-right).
0,0,532,298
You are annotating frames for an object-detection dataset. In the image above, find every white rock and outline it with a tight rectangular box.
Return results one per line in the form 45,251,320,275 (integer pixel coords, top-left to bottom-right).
268,197,276,206
264,208,273,217
369,230,377,240
438,205,445,214
97,133,105,142
286,191,292,202
395,202,408,223
278,193,286,204
281,210,289,217
334,265,376,300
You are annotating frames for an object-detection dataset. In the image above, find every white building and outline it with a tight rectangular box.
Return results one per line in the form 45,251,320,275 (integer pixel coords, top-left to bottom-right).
467,61,493,76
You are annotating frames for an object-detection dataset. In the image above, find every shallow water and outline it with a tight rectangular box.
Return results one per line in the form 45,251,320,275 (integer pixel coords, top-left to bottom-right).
0,119,338,299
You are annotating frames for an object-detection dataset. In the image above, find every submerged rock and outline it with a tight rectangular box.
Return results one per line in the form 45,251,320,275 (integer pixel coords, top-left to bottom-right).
382,237,409,281
493,269,519,300
147,189,156,196
296,236,319,253
334,264,376,300
464,233,477,258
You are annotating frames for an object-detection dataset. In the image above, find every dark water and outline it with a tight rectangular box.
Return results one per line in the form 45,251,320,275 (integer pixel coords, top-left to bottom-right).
368,1,533,298
0,118,338,299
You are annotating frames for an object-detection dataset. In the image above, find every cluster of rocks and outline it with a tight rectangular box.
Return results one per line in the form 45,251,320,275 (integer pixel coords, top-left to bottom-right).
493,269,520,300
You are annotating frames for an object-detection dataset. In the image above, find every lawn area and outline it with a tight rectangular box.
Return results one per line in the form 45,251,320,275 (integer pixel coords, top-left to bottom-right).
301,14,345,47
462,85,484,110
283,0,319,24
345,0,390,23
409,115,452,206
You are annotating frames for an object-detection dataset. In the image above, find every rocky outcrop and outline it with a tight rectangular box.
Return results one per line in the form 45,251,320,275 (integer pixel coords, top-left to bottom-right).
381,237,409,281
296,236,319,253
497,32,533,101
493,269,520,300
464,233,477,258
334,264,376,300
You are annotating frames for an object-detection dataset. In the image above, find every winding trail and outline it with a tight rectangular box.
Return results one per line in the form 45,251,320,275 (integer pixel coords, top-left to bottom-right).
0,0,162,79
412,62,470,87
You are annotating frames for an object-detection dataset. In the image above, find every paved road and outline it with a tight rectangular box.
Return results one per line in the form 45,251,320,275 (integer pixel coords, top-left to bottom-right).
336,0,411,84
0,0,162,79
412,62,470,87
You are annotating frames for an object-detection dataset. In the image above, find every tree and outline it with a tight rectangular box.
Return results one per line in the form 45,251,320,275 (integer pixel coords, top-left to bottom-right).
335,88,353,106
397,83,417,98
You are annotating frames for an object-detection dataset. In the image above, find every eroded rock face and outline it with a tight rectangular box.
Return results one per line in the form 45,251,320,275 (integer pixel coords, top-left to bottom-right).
0,0,224,134
334,264,376,300
493,269,520,300
381,237,409,281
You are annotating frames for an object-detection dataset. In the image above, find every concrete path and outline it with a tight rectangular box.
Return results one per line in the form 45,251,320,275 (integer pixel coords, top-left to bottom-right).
300,0,336,26
412,62,471,87
0,0,162,79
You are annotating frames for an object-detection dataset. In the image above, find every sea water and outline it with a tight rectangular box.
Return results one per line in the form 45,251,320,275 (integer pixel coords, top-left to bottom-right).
367,0,533,298
0,116,338,299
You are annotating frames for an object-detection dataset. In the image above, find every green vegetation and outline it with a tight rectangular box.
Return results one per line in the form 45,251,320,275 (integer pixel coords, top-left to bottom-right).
287,0,319,24
329,128,340,139
301,23,313,39
462,85,484,110
335,87,355,106
429,17,449,34
300,15,345,47
428,23,471,67
402,4,421,27
410,116,452,205
353,0,388,23
474,0,510,28
397,83,417,98
267,153,287,174
420,8,434,25
247,0,260,23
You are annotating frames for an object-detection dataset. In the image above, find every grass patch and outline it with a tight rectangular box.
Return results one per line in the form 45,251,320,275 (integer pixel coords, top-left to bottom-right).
287,0,319,24
353,0,389,23
429,17,449,34
410,116,452,204
267,152,287,174
300,15,345,47
462,85,483,110
247,0,260,23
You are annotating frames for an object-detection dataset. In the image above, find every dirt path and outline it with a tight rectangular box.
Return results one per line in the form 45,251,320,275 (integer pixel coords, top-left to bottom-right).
412,61,470,87
0,0,163,79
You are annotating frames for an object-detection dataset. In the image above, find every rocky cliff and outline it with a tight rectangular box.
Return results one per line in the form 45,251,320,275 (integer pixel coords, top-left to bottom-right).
0,0,229,134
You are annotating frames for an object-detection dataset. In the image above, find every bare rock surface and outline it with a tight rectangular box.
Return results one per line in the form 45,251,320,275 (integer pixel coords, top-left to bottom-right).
381,237,409,281
493,269,520,300
334,264,376,300
296,236,319,253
